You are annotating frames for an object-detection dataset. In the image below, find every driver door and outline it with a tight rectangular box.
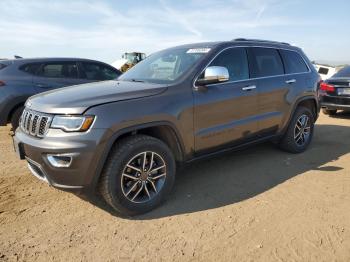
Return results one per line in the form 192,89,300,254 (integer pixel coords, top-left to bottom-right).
193,47,259,153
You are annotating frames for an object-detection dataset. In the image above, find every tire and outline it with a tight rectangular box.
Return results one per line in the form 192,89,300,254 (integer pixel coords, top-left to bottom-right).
10,106,24,130
279,106,315,153
322,108,337,115
99,135,176,216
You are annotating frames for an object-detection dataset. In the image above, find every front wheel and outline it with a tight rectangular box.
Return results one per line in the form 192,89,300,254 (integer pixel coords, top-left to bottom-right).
99,135,176,216
279,106,315,153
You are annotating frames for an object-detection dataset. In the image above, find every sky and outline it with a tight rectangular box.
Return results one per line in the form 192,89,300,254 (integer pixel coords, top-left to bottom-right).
0,0,349,65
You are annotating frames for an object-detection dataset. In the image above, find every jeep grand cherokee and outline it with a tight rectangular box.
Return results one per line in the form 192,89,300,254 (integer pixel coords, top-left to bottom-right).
13,39,321,216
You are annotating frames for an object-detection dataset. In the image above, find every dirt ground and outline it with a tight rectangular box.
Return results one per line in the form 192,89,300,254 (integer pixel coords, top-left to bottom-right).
1,112,350,262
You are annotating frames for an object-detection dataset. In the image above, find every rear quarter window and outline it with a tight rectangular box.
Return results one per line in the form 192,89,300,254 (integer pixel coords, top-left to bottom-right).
280,50,309,74
248,47,284,78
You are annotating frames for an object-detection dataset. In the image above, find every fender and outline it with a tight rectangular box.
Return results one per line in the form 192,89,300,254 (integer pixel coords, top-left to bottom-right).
0,95,29,125
87,121,187,194
280,95,319,135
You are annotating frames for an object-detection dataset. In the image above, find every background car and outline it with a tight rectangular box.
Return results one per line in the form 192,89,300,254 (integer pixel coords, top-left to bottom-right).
319,65,350,115
0,58,122,129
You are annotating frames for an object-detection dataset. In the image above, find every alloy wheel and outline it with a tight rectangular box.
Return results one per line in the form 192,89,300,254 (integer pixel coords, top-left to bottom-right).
294,114,311,146
121,151,167,203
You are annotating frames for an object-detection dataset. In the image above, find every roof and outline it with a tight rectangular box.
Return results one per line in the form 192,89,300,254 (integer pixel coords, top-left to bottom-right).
5,57,108,64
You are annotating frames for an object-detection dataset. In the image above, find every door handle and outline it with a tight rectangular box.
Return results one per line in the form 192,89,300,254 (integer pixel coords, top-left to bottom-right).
286,79,296,84
242,85,256,91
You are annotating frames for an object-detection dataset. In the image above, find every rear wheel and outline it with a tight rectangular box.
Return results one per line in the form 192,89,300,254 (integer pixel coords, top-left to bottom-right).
99,135,176,216
279,106,314,153
10,106,24,130
322,108,337,115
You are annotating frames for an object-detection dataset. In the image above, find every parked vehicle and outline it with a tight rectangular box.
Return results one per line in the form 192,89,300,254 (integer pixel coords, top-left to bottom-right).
319,65,350,115
13,39,320,216
0,58,121,129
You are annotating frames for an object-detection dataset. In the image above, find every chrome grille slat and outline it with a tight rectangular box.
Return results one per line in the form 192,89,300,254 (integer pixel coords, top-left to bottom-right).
20,109,52,138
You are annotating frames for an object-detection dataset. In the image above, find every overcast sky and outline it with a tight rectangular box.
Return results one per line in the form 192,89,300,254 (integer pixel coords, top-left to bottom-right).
0,0,349,64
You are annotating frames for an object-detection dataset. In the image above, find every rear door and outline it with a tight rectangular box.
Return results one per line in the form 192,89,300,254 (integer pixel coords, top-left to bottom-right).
247,47,290,136
33,61,83,90
193,47,259,153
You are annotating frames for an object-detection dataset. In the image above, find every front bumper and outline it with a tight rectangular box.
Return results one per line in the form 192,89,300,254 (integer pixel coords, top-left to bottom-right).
14,127,109,193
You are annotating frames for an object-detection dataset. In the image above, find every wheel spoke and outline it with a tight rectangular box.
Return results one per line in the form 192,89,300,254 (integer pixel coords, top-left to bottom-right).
131,182,144,201
150,165,165,173
142,152,147,171
148,179,157,193
149,152,154,171
152,173,166,180
144,182,151,199
126,164,141,173
126,181,139,196
122,173,138,180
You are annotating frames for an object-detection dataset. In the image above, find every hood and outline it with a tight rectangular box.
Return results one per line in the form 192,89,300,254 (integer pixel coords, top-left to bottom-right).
26,80,167,114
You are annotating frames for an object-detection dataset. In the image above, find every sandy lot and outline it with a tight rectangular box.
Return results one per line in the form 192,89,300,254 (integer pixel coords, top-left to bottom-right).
0,113,350,261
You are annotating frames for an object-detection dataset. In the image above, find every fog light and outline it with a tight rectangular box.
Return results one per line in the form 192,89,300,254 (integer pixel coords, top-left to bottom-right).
47,153,78,168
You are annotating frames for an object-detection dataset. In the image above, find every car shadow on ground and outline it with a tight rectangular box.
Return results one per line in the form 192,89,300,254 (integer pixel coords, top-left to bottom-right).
85,124,350,220
328,110,350,119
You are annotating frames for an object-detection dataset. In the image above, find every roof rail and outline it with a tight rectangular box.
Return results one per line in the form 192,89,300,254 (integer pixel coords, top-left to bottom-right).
232,38,290,46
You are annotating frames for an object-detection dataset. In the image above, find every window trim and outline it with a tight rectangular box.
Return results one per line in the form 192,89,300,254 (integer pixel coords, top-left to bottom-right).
193,45,311,88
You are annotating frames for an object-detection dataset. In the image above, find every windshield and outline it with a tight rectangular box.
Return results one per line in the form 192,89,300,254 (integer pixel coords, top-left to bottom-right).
333,66,350,78
119,48,208,84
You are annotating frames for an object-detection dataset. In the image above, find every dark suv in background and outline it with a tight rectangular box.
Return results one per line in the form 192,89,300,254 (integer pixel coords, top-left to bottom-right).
319,65,350,115
0,58,121,129
13,39,320,216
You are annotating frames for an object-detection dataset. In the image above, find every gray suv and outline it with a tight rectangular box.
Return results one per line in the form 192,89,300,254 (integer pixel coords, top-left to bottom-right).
13,39,321,216
0,58,121,129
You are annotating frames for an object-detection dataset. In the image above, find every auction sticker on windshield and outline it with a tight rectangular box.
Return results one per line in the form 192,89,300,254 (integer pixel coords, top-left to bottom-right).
187,48,211,53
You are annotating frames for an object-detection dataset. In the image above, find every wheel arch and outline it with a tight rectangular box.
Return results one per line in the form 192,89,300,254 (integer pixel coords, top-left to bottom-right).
90,121,186,193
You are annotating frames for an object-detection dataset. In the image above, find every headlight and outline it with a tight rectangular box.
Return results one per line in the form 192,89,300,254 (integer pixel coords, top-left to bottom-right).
51,115,95,132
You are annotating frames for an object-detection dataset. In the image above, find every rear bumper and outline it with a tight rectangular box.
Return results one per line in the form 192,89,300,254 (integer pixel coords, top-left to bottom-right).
13,127,110,194
320,95,350,110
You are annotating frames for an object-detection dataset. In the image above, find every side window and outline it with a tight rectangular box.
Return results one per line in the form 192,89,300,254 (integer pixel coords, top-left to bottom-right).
280,50,309,74
249,47,284,78
208,47,249,82
19,63,42,75
37,62,78,78
81,62,120,80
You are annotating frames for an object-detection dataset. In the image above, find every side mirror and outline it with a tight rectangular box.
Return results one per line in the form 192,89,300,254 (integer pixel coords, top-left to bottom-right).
196,66,229,86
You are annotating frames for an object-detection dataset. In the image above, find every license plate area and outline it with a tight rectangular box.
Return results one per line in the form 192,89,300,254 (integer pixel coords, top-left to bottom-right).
337,88,350,96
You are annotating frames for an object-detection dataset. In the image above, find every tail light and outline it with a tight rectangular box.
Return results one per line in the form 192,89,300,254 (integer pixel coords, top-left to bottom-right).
320,82,335,92
0,80,5,86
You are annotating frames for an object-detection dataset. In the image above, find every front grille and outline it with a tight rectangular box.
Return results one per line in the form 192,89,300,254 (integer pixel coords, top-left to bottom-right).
20,109,52,138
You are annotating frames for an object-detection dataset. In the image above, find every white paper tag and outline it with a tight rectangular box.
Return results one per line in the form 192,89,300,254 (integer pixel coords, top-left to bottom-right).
186,48,211,54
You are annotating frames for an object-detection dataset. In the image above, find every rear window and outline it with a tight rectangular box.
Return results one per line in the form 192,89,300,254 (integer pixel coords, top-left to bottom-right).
333,66,350,78
0,63,7,70
20,63,42,75
280,50,309,74
37,62,78,79
248,47,284,78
